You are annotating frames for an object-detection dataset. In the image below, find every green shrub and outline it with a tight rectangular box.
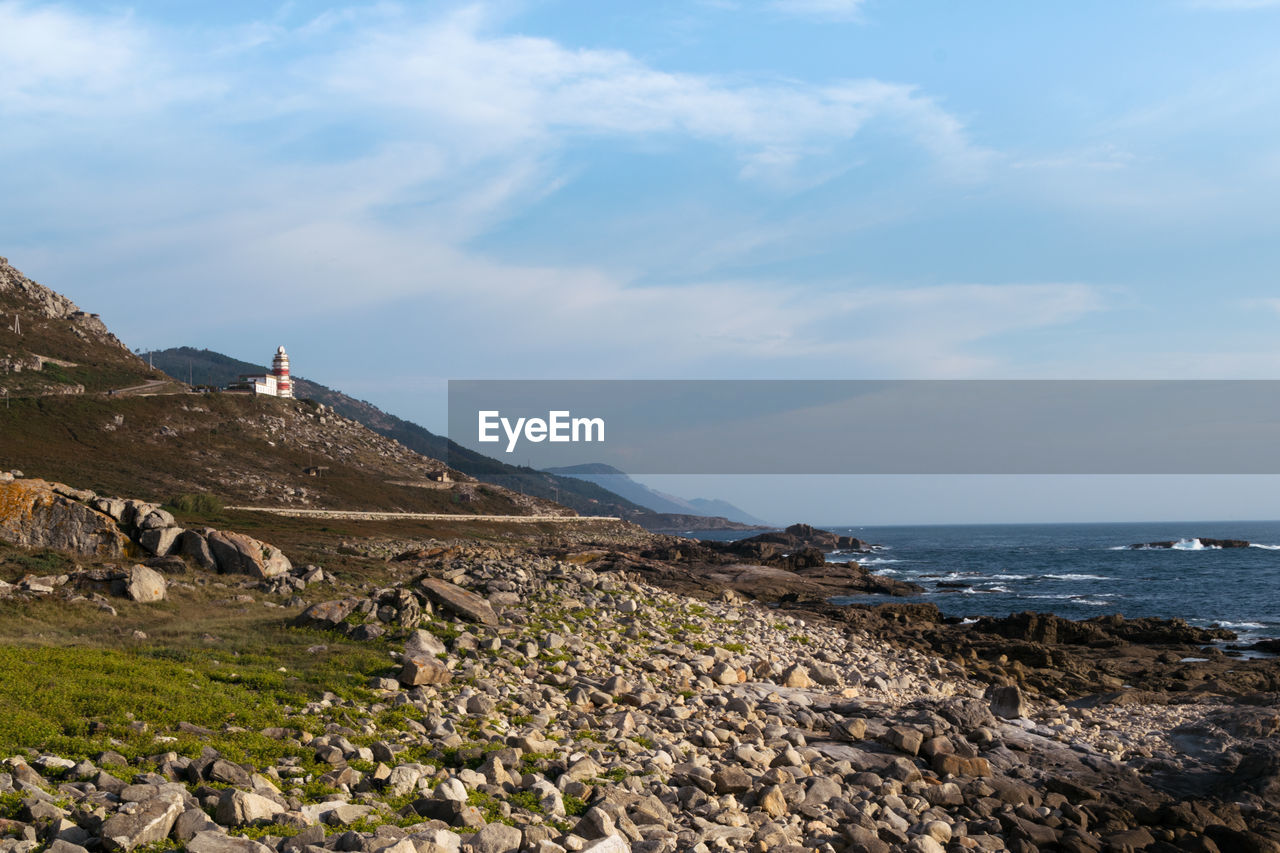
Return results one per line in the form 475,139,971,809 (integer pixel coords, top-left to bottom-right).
168,493,224,514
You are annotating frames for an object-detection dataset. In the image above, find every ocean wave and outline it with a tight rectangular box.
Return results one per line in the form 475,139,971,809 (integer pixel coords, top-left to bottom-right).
859,557,905,565
1075,598,1112,606
991,574,1031,580
1042,573,1110,581
1249,543,1280,550
984,585,1012,593
1213,621,1267,629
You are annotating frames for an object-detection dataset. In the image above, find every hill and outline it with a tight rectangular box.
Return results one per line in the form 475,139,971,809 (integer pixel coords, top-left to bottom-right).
143,347,758,531
0,256,171,396
0,259,562,518
544,463,770,526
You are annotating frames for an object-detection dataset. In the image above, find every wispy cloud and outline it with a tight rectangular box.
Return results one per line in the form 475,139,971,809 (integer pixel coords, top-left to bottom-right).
771,0,867,21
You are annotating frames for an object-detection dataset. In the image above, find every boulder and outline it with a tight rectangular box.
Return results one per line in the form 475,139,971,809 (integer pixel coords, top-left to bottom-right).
187,832,274,853
99,791,185,851
405,629,447,657
207,530,291,578
122,565,166,603
417,578,498,625
136,507,176,531
0,479,132,558
400,656,452,687
179,530,218,571
467,824,522,853
293,600,355,631
140,527,182,557
988,684,1029,719
214,789,284,826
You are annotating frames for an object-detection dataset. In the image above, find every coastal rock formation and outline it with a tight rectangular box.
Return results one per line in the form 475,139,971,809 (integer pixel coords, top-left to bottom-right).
715,522,875,561
5,545,1280,852
0,477,295,581
1127,537,1251,549
0,479,134,558
206,530,291,579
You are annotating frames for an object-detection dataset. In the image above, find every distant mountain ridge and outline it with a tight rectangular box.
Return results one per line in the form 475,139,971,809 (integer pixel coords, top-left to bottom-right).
143,347,761,530
544,463,770,527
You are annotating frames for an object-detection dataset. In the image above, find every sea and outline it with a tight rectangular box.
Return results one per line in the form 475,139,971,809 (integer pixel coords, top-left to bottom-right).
695,521,1280,645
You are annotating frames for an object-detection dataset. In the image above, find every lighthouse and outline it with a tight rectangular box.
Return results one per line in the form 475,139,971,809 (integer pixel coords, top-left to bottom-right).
272,346,293,399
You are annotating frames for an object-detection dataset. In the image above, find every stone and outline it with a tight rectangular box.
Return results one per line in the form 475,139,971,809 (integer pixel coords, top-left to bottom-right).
988,684,1029,719
123,565,166,603
179,530,218,571
293,600,355,631
758,785,788,818
206,759,252,788
417,578,498,625
186,832,275,853
932,754,991,778
711,766,751,795
466,823,522,853
579,838,630,853
137,508,176,530
404,629,447,657
99,791,185,851
385,765,423,797
140,527,182,557
214,789,285,826
0,479,132,558
45,842,89,853
884,727,924,757
207,530,291,578
780,664,812,688
174,808,220,842
400,656,451,687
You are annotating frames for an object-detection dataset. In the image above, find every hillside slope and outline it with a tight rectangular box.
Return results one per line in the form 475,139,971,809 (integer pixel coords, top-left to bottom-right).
0,256,169,396
144,347,667,521
0,392,566,516
544,463,770,526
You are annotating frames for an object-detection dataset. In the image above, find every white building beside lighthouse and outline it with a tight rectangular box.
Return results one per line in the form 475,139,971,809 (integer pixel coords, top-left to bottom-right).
231,346,294,398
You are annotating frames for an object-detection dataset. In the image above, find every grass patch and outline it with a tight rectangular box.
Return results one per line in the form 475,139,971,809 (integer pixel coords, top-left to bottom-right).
166,493,224,514
0,586,398,763
562,794,588,817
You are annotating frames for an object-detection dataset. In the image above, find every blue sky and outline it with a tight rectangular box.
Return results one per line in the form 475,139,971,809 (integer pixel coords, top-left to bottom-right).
5,0,1280,522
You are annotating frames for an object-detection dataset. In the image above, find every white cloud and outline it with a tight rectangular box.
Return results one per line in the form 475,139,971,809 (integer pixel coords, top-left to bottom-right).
0,1,222,113
312,6,990,187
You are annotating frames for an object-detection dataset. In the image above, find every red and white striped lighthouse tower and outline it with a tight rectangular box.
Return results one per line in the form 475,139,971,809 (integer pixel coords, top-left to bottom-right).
272,346,293,399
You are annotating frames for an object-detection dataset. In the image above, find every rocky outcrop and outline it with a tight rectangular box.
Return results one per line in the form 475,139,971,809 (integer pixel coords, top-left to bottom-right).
205,530,291,579
1127,537,1251,549
723,522,876,555
0,477,298,589
417,577,498,626
0,479,134,557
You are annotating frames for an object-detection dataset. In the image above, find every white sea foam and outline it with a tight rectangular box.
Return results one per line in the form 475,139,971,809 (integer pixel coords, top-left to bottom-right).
1172,538,1219,550
1075,598,1111,606
991,574,1030,580
985,586,1012,593
1043,573,1109,581
1216,621,1266,629
1249,543,1280,550
960,617,979,625
859,557,904,565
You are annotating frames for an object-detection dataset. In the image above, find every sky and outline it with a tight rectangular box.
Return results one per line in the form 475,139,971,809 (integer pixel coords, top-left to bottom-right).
5,0,1280,523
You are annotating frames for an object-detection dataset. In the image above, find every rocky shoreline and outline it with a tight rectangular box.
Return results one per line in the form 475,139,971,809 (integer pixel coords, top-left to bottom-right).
4,491,1280,852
